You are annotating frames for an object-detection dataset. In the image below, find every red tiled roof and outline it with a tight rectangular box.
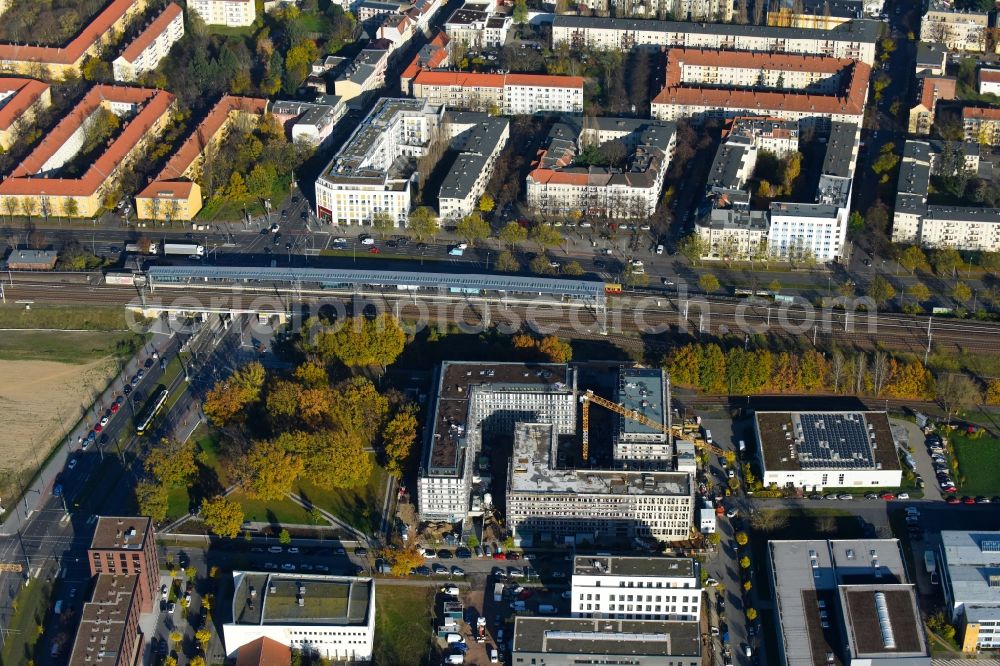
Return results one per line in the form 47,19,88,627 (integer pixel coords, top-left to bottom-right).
401,31,450,82
413,70,583,90
0,78,50,131
980,69,1000,84
963,106,1000,120
0,85,175,197
653,48,870,117
139,95,267,198
917,76,956,111
0,0,138,66
235,637,291,666
118,3,182,64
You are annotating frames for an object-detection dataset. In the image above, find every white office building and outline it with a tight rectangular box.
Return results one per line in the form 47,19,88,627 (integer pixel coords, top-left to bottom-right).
223,573,375,660
570,556,701,621
939,531,1000,651
187,0,257,27
113,3,184,82
754,411,902,490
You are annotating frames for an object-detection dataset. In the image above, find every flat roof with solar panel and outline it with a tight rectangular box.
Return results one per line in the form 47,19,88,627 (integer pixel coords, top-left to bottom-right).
755,411,899,473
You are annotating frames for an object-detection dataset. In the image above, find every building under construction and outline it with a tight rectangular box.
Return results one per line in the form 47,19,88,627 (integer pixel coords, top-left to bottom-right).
416,361,695,546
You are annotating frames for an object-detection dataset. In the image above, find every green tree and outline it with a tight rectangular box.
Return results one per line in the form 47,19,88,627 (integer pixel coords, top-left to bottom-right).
498,221,527,249
512,0,528,22
908,282,931,303
455,212,490,246
952,281,972,303
242,439,304,501
932,247,963,276
735,531,749,547
467,535,480,548
848,210,864,234
494,250,520,272
898,246,928,274
246,163,276,200
622,263,648,287
530,254,555,275
677,233,707,264
144,438,197,488
200,496,244,539
739,555,751,569
698,273,720,293
407,206,439,240
279,528,292,545
867,275,896,307
134,481,169,523
563,261,584,276
530,224,562,251
371,211,394,238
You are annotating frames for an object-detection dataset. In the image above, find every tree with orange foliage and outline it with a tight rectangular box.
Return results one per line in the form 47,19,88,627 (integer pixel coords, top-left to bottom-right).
538,336,572,363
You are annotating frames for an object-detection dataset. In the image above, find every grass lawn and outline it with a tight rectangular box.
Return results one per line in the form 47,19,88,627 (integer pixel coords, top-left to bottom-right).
0,330,144,363
198,177,291,222
0,305,135,330
293,455,388,532
952,431,1000,495
373,585,435,666
165,426,227,521
231,491,316,525
1,579,53,665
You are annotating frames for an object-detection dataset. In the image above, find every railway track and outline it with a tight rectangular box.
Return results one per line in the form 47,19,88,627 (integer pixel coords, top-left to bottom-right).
3,280,1000,358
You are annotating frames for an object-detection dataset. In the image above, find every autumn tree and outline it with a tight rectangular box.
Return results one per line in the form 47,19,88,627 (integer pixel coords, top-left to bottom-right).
538,336,572,363
378,544,425,576
932,247,963,276
898,246,928,274
200,495,244,539
135,481,169,523
735,531,749,547
455,212,491,246
867,275,896,307
563,261,584,276
530,224,562,251
306,429,372,490
195,628,212,650
495,250,520,272
936,373,981,424
952,281,973,303
383,405,418,477
303,315,405,371
242,439,305,500
478,193,495,213
699,273,720,293
908,282,930,303
407,206,439,240
332,376,389,445
203,362,266,425
145,438,197,488
985,379,1000,405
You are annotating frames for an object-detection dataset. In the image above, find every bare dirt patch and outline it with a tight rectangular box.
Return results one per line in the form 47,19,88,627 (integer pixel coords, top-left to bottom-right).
0,358,116,492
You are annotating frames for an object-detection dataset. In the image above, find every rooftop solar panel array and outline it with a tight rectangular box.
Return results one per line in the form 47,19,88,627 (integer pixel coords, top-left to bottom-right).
795,412,877,470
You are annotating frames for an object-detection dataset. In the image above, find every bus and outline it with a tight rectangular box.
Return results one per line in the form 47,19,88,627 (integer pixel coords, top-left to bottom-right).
135,385,169,436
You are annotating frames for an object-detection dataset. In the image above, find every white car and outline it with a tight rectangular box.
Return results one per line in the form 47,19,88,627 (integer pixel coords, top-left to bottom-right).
333,237,348,245
360,236,375,245
270,223,280,232
897,492,910,499
455,242,468,250
161,584,168,600
67,459,77,470
281,563,296,571
630,260,644,267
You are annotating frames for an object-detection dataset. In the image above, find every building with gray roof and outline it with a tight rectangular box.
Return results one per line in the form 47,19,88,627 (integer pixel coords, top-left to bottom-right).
570,555,700,620
939,531,1000,650
612,367,671,462
769,539,929,666
512,616,700,666
438,111,509,220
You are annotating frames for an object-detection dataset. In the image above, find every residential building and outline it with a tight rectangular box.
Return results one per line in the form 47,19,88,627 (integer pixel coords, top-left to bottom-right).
0,85,175,219
753,411,902,490
400,30,450,95
963,107,1000,146
506,422,694,546
4,249,58,270
187,0,257,27
651,49,870,129
570,556,701,621
767,0,863,29
113,3,183,82
980,68,1000,96
136,95,267,221
581,0,731,22
526,117,676,219
0,0,148,78
271,96,346,146
890,139,1000,250
920,1,989,53
66,574,144,666
88,516,158,613
358,0,442,34
612,367,671,462
0,77,51,150
374,13,416,53
437,111,509,220
410,71,584,115
417,361,578,522
444,3,511,49
512,617,701,666
915,41,948,76
223,572,375,660
329,43,391,106
939,531,1000,651
769,539,929,666
908,75,956,135
550,15,881,66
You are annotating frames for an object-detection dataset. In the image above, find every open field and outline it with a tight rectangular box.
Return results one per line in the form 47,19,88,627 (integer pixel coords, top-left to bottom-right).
0,304,134,330
0,330,142,363
373,585,435,666
1,578,54,666
952,432,1000,496
293,455,388,532
0,357,116,494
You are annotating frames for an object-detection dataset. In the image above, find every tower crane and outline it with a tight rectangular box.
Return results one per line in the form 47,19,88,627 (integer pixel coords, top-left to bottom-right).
579,389,727,461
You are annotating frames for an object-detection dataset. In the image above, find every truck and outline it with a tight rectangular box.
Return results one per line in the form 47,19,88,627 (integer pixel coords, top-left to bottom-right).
925,550,937,574
494,583,504,602
163,243,205,257
125,242,158,255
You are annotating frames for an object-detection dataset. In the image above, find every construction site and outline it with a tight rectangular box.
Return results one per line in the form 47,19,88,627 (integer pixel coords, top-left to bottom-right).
406,361,725,551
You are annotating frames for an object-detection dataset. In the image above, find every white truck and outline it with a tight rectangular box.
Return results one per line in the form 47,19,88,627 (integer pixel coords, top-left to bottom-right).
925,549,937,574
163,243,205,257
125,242,158,255
493,583,504,602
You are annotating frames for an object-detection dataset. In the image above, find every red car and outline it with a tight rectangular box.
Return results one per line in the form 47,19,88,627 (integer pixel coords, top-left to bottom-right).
369,247,381,254
946,496,960,504
110,403,120,414
492,553,507,560
880,493,895,501
964,496,977,505
94,423,103,433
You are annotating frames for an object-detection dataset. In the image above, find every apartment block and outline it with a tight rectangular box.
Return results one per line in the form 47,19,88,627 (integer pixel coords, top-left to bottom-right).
410,71,583,115
418,361,577,522
113,3,183,82
915,42,948,76
651,49,870,129
400,30,450,95
769,539,929,666
570,556,701,621
0,78,51,150
0,0,148,78
507,422,694,546
135,95,267,221
963,107,1000,146
767,0,863,29
526,117,676,219
315,98,442,227
438,111,509,220
188,0,257,27
920,2,989,53
88,516,159,613
613,367,671,462
939,531,1000,651
550,15,880,65
512,617,701,666
329,43,391,106
66,574,144,666
908,75,956,135
271,95,346,146
891,139,1000,251
0,85,174,219
578,0,731,22
444,3,511,49
980,68,1000,96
